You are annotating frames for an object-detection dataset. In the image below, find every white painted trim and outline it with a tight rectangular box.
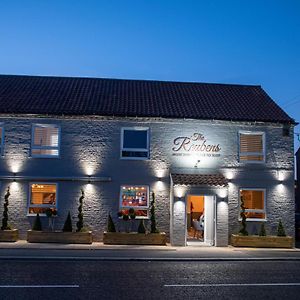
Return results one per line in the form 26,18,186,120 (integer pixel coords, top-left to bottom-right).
28,182,58,216
31,124,61,158
238,131,266,163
185,194,216,246
120,127,150,160
238,188,267,221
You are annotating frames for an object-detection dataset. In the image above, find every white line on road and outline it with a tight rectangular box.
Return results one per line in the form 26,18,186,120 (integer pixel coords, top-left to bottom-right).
164,283,300,287
0,285,79,288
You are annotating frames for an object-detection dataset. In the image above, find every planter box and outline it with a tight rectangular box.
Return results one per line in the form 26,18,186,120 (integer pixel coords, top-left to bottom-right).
27,230,92,244
231,234,293,248
103,232,167,245
0,229,19,242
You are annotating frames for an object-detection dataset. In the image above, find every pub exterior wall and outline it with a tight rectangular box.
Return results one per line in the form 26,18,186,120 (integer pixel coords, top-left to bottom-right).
0,115,295,243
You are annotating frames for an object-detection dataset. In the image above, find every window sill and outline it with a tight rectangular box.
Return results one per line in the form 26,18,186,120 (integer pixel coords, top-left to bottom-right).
30,156,60,159
238,218,267,222
120,157,149,161
239,160,265,164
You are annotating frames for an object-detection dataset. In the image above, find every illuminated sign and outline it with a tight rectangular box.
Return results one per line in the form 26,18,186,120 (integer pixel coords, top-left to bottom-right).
172,133,221,158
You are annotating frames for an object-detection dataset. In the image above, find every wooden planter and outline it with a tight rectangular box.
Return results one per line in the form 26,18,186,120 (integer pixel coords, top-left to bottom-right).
0,229,19,242
103,232,167,245
231,234,293,248
27,230,93,244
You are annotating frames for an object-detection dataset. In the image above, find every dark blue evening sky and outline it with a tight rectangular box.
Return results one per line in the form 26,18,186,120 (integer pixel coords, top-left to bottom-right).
0,0,299,147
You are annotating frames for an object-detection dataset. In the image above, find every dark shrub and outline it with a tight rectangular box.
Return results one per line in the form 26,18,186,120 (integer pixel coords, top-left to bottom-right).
76,189,85,232
277,220,286,237
138,219,146,234
1,186,11,230
32,213,42,231
259,223,266,236
62,212,73,232
107,214,116,232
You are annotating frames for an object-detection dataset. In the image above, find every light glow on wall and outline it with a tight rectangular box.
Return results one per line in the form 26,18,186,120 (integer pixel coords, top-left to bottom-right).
173,185,187,198
84,183,95,193
10,181,19,192
218,188,228,199
83,164,95,176
226,171,234,180
153,180,165,192
217,200,228,214
277,171,285,182
174,198,185,213
8,160,23,173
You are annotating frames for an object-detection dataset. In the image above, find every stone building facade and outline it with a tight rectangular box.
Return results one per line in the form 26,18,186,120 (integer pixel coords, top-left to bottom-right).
0,75,295,246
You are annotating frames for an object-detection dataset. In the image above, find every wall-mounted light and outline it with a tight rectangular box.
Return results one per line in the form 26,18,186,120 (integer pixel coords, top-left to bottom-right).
194,160,201,168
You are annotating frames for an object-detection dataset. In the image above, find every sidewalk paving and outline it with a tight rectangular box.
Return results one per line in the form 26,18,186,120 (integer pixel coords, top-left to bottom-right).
0,240,300,261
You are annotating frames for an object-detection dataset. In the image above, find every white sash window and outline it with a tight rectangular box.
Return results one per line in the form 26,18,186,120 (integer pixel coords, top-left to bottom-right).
239,132,265,162
31,124,60,157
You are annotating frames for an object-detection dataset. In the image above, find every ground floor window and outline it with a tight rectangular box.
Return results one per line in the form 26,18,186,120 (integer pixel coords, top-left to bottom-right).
240,189,266,220
119,185,149,218
28,183,57,215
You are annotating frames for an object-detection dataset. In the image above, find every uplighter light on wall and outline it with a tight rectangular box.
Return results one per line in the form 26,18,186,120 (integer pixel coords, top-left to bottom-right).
277,171,284,184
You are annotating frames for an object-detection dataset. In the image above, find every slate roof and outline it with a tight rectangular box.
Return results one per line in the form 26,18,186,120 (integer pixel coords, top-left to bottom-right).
171,173,228,187
0,74,294,123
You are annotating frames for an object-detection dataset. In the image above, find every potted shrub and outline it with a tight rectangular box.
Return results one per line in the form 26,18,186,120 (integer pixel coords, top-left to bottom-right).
27,190,92,244
103,192,166,245
0,187,19,242
231,196,293,248
231,219,293,248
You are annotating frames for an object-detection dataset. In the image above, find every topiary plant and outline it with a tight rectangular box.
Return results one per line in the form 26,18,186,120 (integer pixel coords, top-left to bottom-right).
32,213,42,231
62,211,73,232
259,223,266,236
150,191,159,233
76,189,85,232
138,219,146,234
107,214,116,232
277,219,286,237
1,186,11,230
239,195,248,236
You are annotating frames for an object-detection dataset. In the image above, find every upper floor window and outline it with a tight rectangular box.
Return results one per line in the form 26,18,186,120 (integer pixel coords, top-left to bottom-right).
31,124,60,158
239,131,265,162
240,189,266,221
121,127,149,159
28,183,57,215
0,126,4,156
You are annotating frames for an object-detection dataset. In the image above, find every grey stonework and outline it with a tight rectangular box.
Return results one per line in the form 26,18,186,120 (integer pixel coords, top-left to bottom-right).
0,115,295,245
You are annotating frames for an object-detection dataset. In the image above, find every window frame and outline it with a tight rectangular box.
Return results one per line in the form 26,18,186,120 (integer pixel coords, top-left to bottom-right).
239,188,267,222
27,182,58,216
0,124,4,156
120,127,150,160
31,124,61,158
238,131,266,163
119,185,150,219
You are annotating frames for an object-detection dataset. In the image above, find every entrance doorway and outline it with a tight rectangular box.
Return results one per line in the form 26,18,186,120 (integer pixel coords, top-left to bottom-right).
186,194,215,246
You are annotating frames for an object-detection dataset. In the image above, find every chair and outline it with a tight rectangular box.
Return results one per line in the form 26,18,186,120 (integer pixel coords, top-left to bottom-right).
192,220,204,239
